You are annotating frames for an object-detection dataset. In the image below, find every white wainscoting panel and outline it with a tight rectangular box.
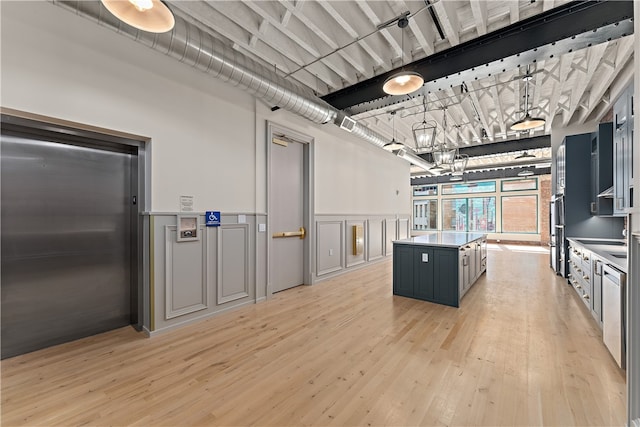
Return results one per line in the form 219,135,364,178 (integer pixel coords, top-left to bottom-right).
165,225,208,319
316,220,343,276
398,218,410,240
367,219,385,261
385,219,397,256
217,224,250,304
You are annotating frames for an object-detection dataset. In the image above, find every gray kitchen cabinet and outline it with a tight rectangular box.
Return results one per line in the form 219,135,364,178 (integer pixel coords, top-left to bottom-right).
392,245,457,306
591,122,614,216
567,243,593,310
558,134,624,278
458,247,470,297
393,233,486,308
613,84,634,215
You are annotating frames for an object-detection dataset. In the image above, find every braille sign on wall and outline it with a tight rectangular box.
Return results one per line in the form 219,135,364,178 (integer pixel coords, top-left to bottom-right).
205,211,221,227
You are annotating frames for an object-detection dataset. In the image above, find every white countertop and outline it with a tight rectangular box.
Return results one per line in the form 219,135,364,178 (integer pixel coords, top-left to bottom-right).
566,237,627,272
394,232,486,248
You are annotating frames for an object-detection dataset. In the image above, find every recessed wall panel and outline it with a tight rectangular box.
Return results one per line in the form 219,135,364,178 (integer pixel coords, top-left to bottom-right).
217,224,250,304
367,219,384,261
165,225,207,319
317,221,343,276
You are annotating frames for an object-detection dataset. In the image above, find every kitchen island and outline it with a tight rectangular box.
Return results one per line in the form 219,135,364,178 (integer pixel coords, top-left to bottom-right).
393,232,487,307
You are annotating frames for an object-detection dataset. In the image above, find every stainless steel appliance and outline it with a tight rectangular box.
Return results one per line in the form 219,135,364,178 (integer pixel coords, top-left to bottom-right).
602,263,626,368
551,194,565,275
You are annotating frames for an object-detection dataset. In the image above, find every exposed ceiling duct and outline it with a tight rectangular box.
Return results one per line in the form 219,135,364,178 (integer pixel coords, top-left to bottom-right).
53,1,336,125
49,1,430,172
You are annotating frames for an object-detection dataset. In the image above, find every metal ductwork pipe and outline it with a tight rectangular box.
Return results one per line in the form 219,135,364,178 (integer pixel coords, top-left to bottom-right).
396,148,435,175
53,0,336,125
52,1,429,170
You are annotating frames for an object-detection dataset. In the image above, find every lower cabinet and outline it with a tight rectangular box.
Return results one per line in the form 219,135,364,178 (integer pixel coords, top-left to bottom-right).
567,241,603,327
393,240,485,308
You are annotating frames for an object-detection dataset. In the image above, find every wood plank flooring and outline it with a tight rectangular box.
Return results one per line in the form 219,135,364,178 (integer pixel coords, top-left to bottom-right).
1,245,626,426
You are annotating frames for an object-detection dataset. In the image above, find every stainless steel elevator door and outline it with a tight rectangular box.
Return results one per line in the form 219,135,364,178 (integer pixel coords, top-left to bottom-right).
1,133,133,359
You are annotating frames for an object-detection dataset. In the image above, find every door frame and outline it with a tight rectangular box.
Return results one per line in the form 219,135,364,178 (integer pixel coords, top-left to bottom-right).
266,121,314,296
0,108,149,331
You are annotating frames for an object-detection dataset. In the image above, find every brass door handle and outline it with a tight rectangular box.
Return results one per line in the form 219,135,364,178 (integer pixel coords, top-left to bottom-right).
273,227,306,239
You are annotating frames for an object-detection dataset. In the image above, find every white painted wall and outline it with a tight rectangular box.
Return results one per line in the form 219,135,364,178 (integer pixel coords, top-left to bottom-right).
1,1,409,217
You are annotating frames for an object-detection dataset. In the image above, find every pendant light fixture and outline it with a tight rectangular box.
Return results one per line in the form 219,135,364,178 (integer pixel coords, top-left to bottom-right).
431,108,455,170
382,17,424,96
515,151,536,159
510,66,545,131
101,0,175,33
451,128,469,176
412,98,437,150
383,111,405,152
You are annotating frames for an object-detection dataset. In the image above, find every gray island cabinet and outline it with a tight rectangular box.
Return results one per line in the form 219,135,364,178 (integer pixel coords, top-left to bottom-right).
393,233,487,307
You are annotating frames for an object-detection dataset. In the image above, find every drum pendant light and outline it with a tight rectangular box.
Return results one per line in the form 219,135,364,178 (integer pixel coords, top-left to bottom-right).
101,0,175,33
383,17,423,96
510,67,545,131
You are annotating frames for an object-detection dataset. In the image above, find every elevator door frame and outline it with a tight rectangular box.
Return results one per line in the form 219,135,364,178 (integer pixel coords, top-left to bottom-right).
1,110,148,332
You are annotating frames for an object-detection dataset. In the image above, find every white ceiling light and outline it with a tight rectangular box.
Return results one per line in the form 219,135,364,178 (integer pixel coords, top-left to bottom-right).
382,17,423,96
510,68,545,131
101,0,175,33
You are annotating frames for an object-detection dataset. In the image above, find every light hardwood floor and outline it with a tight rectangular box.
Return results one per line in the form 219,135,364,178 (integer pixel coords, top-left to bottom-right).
1,245,626,426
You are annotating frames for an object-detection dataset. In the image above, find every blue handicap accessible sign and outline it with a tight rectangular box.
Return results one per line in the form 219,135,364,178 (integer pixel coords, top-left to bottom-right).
205,211,221,227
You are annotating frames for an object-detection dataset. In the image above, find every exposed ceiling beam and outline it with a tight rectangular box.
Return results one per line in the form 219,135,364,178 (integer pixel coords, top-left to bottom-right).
577,35,634,124
411,167,551,185
322,1,634,112
562,43,608,126
417,134,551,161
470,0,488,37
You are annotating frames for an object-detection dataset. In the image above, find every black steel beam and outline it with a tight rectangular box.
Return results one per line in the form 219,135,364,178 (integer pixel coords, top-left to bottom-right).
417,135,551,162
322,1,634,111
411,167,551,185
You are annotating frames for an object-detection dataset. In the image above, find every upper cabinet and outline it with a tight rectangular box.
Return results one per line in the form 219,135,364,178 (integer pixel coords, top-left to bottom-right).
613,84,634,216
591,122,614,216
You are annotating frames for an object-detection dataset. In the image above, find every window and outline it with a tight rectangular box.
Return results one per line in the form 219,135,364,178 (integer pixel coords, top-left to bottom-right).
442,181,496,195
413,200,437,230
442,199,467,231
501,178,538,192
468,197,496,232
442,197,495,232
413,185,437,196
502,195,538,233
